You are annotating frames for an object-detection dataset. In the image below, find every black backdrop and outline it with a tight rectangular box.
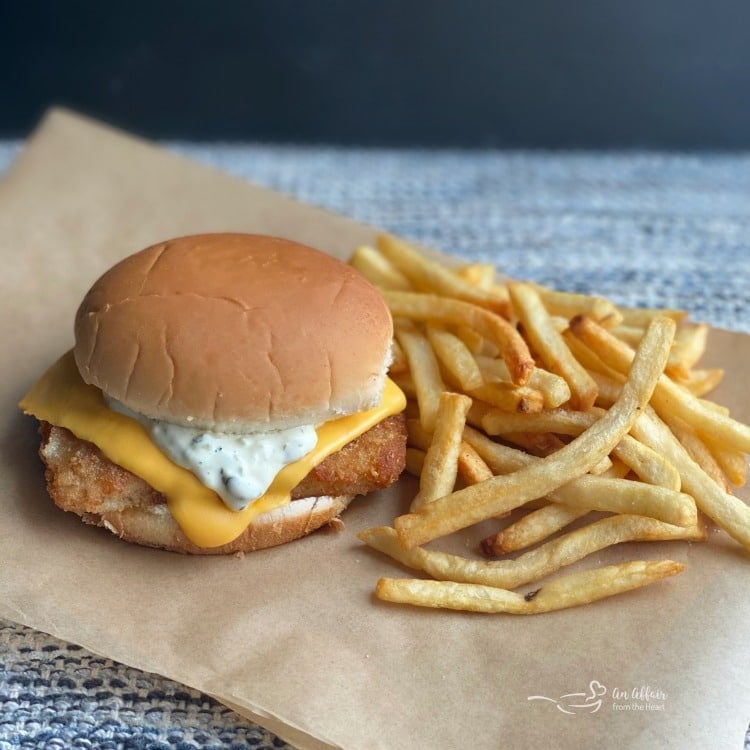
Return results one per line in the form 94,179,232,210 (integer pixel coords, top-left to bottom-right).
2,0,749,148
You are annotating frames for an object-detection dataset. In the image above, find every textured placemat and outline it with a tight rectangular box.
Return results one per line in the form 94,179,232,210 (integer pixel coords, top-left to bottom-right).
1,141,748,749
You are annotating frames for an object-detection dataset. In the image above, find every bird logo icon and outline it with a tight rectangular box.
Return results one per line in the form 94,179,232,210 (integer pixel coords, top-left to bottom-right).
527,680,607,714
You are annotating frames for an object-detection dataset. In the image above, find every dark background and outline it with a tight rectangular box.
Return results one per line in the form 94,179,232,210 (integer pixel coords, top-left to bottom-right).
2,0,749,148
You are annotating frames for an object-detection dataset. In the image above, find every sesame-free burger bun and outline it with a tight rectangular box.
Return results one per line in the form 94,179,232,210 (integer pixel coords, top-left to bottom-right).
74,233,393,432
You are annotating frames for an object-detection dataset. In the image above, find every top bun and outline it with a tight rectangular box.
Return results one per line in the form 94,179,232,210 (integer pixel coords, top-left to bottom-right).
74,234,393,432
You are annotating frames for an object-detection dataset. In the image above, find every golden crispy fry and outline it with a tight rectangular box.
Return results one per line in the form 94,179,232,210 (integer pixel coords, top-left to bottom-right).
405,447,426,477
425,326,484,391
411,392,472,511
588,370,625,406
475,354,571,409
480,405,594,436
355,239,750,613
630,405,750,552
526,369,571,409
454,263,496,290
462,425,533,472
509,283,598,409
377,234,511,316
383,290,535,385
618,305,688,327
673,368,725,397
570,314,750,454
483,504,589,555
589,455,615,475
468,382,545,414
611,324,646,347
598,457,632,479
350,245,412,291
501,431,567,458
543,476,697,526
662,414,731,492
362,516,701,591
457,441,494,485
395,321,446,432
406,418,433,451
562,329,622,379
699,431,747,487
665,323,709,380
394,318,675,548
536,287,623,328
453,325,491,355
480,407,681,490
374,559,685,613
464,424,680,520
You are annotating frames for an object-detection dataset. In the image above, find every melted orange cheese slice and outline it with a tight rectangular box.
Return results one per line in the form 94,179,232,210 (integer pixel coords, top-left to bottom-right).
19,351,406,548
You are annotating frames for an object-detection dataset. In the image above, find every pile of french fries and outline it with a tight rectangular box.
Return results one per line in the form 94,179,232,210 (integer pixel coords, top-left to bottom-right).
351,234,750,614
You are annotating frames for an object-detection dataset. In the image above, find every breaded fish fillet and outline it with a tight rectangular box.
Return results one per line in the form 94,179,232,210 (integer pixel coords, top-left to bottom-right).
36,415,406,554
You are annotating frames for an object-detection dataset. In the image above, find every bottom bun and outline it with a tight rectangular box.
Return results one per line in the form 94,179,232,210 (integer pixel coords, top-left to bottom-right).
82,494,353,555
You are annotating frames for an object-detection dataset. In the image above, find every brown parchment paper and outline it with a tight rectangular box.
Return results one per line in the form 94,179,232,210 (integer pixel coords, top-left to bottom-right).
1,109,749,750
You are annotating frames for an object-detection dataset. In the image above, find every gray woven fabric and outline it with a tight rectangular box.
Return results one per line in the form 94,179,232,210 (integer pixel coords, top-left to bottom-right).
1,141,748,749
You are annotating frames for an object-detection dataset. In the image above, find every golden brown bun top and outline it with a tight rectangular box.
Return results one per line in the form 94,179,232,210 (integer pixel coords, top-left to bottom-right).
74,233,393,431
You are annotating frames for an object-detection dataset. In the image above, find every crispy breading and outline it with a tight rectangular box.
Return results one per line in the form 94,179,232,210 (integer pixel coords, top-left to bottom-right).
38,415,407,518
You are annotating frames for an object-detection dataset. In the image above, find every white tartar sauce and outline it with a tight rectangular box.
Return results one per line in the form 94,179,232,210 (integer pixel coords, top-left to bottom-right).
106,398,317,511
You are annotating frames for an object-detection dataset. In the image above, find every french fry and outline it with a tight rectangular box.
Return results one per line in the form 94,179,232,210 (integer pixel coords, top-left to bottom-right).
425,326,484,391
536,287,623,328
618,305,688,327
570,314,750,454
509,283,598,409
662,414,732,492
699,431,747,487
362,516,702,591
350,245,412,291
588,369,625,407
526,369,571,409
395,320,446,432
598,457,632,479
611,324,646,347
454,263,496,290
394,317,676,548
629,405,750,552
591,369,750,545
411,392,473,511
480,407,681,490
562,329,622,379
666,323,709,380
501,431,567,458
453,324,490,355
540,476,696,526
475,354,571,409
405,448,426,477
383,290,535,385
406,418,433,451
457,441,494,485
351,239,750,615
483,504,589,555
468,382,545,414
377,234,511,316
464,424,684,521
673,367,724,397
375,560,685,614
461,424,535,473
